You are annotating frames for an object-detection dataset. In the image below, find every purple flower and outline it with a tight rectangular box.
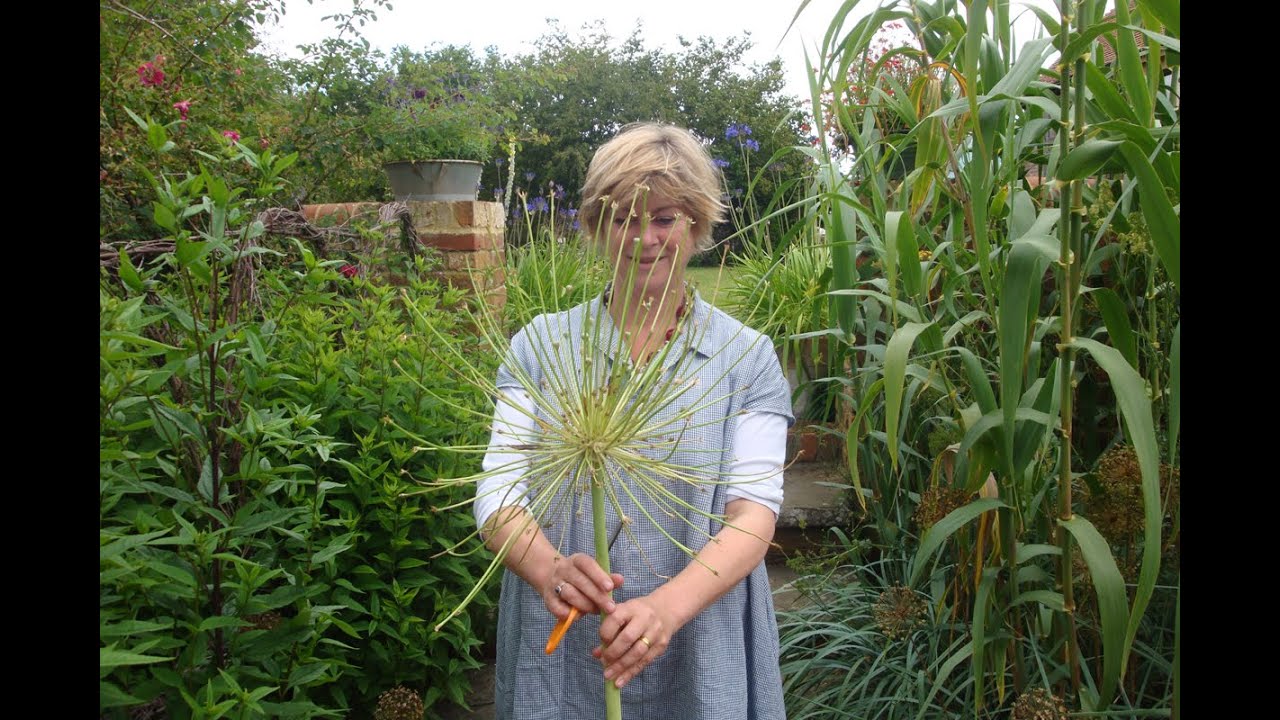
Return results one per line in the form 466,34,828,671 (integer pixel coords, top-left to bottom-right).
527,196,549,213
553,183,566,200
524,171,536,182
725,125,739,139
744,139,760,152
495,157,505,167
412,87,427,99
712,157,731,169
566,208,578,218
571,219,580,231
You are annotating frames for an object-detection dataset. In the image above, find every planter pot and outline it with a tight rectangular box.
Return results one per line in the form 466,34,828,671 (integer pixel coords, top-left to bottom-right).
383,160,483,201
885,143,917,181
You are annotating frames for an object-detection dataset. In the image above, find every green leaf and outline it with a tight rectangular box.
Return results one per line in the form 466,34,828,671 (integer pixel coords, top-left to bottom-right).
313,532,356,564
910,497,1006,587
1118,143,1179,291
198,616,249,633
1058,139,1123,181
1015,543,1062,564
1062,21,1120,63
1135,0,1179,37
100,681,145,708
100,645,169,670
1008,187,1036,241
1069,337,1162,687
1090,287,1138,367
884,322,935,469
117,249,144,292
971,566,999,715
955,347,997,415
1169,321,1180,462
243,326,267,365
987,37,1053,99
845,377,885,513
146,120,170,152
998,236,1057,475
1083,62,1139,125
1013,589,1065,611
100,528,171,561
287,662,330,689
888,211,922,300
957,405,1052,468
1059,514,1129,709
914,640,975,720
153,202,177,232
1113,1,1153,124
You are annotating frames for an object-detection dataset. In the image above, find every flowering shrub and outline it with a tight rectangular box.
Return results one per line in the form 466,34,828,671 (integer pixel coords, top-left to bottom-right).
366,47,513,164
821,21,928,143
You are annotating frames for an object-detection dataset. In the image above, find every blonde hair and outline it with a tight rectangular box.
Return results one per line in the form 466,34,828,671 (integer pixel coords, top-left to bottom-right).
579,122,728,253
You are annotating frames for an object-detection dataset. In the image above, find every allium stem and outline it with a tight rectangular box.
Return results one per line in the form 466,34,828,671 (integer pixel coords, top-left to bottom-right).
591,464,623,720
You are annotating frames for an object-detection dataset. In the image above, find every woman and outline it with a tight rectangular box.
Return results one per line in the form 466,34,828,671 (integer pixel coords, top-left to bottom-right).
475,123,793,719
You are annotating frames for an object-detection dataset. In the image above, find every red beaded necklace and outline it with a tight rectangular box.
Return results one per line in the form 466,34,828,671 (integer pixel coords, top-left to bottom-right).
602,281,692,359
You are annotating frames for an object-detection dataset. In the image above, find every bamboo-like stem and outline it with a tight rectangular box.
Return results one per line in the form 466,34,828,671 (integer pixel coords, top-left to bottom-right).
1055,0,1087,698
591,467,623,720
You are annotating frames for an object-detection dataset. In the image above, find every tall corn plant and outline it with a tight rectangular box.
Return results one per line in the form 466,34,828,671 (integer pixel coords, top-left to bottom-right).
793,0,1178,713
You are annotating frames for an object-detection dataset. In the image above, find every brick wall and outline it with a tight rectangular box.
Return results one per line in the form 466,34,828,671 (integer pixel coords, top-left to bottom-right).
301,200,506,312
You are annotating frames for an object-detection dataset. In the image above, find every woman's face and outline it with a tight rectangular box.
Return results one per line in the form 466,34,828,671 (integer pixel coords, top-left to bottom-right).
604,191,697,299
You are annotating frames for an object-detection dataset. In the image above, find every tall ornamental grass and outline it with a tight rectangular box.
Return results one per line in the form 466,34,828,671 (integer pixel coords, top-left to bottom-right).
775,0,1179,715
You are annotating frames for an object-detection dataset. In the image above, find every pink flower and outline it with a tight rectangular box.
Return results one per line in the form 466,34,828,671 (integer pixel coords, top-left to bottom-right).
339,264,359,278
137,54,166,87
259,137,270,149
137,62,165,87
172,99,191,121
222,130,241,143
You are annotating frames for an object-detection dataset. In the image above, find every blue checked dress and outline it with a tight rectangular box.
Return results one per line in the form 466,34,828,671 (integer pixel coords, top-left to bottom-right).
485,292,794,720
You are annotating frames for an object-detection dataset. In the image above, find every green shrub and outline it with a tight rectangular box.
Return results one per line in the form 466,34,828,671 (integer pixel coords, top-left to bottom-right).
100,128,494,718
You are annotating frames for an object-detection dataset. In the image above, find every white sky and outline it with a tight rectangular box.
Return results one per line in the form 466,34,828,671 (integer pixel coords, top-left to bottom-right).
257,1,1059,101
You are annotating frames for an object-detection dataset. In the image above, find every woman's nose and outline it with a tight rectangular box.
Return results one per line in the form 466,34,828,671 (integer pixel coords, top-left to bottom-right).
642,219,670,247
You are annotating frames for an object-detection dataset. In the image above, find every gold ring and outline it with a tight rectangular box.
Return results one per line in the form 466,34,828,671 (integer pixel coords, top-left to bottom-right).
639,636,652,648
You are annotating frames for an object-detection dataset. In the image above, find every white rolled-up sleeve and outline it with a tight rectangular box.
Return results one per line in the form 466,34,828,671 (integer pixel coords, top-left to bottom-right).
474,388,537,532
723,411,787,517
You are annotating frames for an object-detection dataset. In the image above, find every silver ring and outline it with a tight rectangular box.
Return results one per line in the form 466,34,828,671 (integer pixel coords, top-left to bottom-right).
554,582,565,596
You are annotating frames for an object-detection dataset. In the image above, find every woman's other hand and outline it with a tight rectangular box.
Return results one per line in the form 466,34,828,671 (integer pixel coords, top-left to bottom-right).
593,595,679,688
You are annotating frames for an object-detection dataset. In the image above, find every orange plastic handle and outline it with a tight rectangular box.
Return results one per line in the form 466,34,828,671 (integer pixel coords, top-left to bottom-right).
543,519,627,655
544,607,581,655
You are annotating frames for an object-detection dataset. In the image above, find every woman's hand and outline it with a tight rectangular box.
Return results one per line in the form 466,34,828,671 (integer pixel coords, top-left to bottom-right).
542,552,624,620
593,595,680,688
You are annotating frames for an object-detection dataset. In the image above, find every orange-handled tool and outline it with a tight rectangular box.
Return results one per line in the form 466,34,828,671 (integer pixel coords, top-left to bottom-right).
544,519,627,655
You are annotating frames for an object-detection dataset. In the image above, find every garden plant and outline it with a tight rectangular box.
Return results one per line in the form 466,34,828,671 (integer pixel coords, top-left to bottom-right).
101,0,1180,717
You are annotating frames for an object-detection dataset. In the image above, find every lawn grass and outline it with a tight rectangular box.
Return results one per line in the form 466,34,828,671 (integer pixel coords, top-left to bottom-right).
686,264,741,305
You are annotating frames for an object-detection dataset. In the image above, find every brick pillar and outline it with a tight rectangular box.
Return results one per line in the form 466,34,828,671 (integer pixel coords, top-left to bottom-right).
408,200,507,313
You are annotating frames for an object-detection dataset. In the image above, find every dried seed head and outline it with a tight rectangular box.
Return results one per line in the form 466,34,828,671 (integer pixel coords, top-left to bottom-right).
914,486,969,530
242,611,283,632
373,685,424,720
873,584,926,640
1011,687,1069,720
